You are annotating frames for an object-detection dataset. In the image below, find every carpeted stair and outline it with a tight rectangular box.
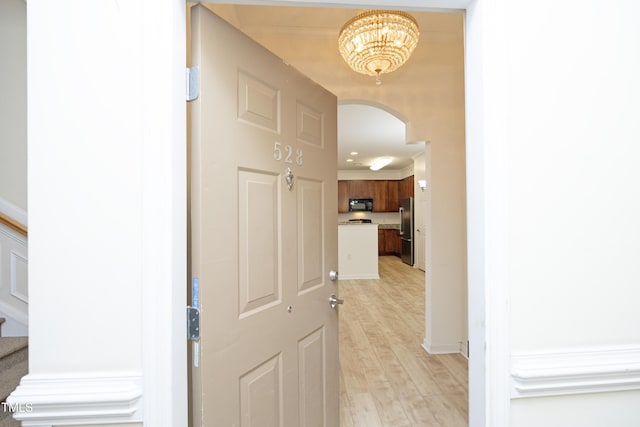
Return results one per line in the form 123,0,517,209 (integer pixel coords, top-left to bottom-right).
0,318,28,426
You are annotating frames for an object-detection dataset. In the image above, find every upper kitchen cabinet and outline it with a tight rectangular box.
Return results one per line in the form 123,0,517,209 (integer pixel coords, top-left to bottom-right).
338,178,412,213
387,180,399,211
399,175,414,200
372,180,388,212
338,180,350,213
348,180,374,199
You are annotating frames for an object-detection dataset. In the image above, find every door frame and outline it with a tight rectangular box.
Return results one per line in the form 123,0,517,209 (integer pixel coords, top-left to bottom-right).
173,0,508,426
21,0,506,426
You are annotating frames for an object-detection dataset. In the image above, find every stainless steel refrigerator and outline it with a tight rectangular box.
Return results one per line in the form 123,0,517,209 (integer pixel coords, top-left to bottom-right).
399,197,414,266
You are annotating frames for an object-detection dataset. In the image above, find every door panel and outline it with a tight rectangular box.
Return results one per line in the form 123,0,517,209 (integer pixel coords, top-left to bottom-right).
189,5,338,426
297,102,324,147
298,179,324,293
240,354,282,427
238,170,280,316
238,71,280,132
298,327,326,427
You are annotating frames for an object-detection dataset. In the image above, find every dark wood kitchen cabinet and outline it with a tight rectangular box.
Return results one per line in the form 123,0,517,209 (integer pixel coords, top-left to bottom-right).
387,180,399,211
399,175,414,200
348,180,374,199
378,228,401,256
372,180,388,212
338,180,349,213
338,177,413,213
384,229,400,256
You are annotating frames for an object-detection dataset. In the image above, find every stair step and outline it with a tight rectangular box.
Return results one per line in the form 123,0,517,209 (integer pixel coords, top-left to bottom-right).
0,357,27,403
0,337,27,361
0,406,21,427
0,337,28,402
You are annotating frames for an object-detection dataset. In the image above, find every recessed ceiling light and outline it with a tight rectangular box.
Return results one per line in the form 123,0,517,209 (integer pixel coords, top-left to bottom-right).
350,151,358,156
346,158,353,162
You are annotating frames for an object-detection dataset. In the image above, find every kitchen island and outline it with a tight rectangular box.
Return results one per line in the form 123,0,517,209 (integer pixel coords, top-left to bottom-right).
338,223,379,280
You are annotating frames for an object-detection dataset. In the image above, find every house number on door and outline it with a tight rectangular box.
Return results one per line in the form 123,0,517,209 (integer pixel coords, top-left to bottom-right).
273,141,303,166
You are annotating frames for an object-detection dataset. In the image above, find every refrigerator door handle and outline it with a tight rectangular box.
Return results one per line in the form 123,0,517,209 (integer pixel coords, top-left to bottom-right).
399,207,404,235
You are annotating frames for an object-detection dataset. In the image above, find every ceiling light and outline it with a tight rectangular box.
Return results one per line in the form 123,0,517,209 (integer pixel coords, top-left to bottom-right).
346,158,353,162
338,10,420,85
350,151,359,156
369,157,392,171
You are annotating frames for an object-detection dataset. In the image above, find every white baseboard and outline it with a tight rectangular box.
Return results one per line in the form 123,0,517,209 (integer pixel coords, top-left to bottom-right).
6,372,143,426
0,306,28,336
511,345,640,398
422,339,463,355
0,301,28,327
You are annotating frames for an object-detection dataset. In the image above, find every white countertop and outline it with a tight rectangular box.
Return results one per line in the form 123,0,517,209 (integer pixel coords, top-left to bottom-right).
339,222,400,230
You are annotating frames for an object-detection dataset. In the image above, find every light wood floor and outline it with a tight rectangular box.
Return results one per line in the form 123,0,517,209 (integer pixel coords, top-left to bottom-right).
338,256,468,427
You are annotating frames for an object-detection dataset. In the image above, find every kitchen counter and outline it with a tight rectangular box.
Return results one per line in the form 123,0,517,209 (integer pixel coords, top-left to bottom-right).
338,223,379,280
338,222,399,230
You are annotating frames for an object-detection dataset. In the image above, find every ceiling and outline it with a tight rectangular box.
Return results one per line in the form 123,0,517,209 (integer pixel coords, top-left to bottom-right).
202,4,464,171
337,104,418,171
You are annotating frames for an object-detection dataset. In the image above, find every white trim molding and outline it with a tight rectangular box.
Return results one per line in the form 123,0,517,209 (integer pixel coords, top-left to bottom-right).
10,249,28,303
422,339,464,355
511,346,640,398
0,222,28,326
6,372,143,426
0,197,27,227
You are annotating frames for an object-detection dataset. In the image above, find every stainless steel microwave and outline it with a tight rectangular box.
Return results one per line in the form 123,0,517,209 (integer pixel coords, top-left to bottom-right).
349,198,373,212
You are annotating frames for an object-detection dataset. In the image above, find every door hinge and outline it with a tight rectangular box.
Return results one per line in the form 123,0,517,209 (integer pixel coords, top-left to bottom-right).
186,66,200,102
187,306,200,341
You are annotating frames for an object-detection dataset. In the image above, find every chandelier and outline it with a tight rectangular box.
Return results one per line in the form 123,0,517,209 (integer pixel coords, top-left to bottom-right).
338,10,420,85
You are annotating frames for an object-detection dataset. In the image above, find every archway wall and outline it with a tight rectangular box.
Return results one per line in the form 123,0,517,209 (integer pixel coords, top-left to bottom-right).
333,18,469,359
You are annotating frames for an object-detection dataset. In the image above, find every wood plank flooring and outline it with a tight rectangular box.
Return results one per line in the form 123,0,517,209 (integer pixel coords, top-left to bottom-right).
339,256,468,427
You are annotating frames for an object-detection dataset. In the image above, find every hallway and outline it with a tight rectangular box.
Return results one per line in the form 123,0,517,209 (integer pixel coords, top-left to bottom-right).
339,256,468,426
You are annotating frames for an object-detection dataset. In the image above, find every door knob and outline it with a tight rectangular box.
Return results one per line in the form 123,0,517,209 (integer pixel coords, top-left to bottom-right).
329,294,344,309
329,270,339,281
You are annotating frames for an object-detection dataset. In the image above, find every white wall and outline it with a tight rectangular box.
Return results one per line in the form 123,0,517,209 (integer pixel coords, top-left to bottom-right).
416,145,468,355
511,392,640,427
423,126,468,355
26,0,144,375
465,0,640,425
413,152,427,272
14,0,640,426
508,0,640,353
0,0,28,214
506,1,640,424
8,0,188,426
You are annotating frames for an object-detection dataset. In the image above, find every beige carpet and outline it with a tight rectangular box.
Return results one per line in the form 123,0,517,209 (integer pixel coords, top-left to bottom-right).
0,336,28,427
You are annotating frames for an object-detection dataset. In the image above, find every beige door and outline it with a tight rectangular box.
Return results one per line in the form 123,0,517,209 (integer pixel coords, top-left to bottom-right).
189,5,339,427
